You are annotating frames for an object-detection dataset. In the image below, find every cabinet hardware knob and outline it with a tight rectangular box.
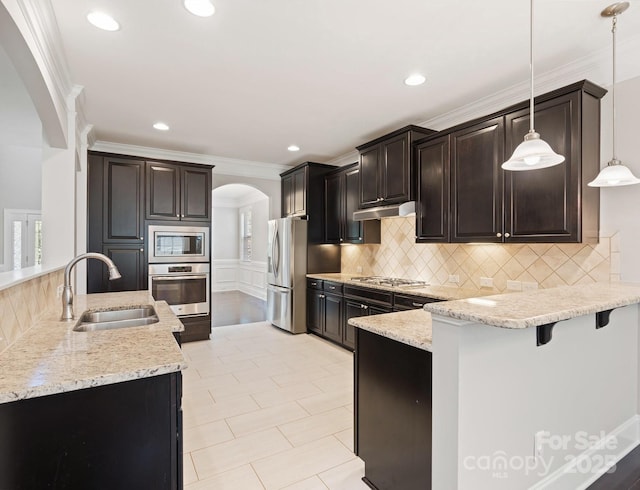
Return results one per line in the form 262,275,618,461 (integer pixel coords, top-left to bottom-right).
496,232,502,238
505,232,511,238
361,304,366,309
412,302,424,307
340,238,343,242
364,305,369,310
140,248,144,252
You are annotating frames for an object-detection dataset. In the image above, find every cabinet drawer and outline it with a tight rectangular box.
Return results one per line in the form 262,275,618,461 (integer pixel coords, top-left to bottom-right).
307,278,324,290
393,293,439,311
343,285,392,307
323,281,343,294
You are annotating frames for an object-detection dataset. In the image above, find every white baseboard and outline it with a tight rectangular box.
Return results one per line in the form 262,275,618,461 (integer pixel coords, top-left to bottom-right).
212,259,266,300
530,415,640,489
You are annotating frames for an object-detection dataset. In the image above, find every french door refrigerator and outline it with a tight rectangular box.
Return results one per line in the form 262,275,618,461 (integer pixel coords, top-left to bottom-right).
267,217,308,334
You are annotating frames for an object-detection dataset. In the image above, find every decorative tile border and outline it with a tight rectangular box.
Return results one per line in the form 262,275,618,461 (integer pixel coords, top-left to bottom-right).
341,217,615,292
0,270,63,354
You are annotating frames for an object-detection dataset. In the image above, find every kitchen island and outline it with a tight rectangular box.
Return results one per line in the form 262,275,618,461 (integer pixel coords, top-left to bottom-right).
350,283,640,490
0,291,187,489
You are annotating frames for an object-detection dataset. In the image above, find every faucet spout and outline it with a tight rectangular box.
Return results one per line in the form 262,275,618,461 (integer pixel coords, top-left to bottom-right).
61,252,122,321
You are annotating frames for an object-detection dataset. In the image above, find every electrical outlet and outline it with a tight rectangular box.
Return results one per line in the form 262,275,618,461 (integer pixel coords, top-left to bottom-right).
522,281,538,291
356,266,363,273
56,284,64,299
480,277,493,288
507,280,522,291
448,274,460,284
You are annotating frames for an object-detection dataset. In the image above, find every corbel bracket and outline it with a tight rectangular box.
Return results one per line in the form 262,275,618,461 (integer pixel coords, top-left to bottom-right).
536,322,557,346
596,309,615,329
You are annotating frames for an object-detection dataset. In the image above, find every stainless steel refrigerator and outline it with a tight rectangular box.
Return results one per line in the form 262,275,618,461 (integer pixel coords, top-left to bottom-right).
267,217,308,334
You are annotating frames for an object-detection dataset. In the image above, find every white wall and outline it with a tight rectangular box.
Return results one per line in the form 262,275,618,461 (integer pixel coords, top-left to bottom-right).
212,206,239,260
213,173,280,220
600,75,640,282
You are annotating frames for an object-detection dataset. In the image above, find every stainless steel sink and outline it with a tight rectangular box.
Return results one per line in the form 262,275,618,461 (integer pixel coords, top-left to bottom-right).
73,305,159,332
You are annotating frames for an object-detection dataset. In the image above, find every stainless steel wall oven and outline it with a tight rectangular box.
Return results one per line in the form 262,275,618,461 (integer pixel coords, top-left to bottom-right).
148,263,210,317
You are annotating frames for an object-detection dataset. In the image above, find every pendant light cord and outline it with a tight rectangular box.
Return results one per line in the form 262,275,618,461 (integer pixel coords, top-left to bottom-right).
612,14,617,160
529,0,535,133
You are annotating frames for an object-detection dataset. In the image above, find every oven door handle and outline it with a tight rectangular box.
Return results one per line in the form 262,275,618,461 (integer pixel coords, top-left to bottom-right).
151,274,208,281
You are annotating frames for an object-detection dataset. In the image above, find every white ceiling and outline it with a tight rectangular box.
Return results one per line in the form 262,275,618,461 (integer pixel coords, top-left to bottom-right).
50,0,640,167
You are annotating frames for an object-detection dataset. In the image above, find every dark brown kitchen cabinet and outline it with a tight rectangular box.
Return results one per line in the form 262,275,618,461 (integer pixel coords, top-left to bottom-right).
102,244,146,292
451,116,505,243
306,279,344,344
0,373,182,490
343,285,393,351
357,125,435,209
504,90,601,242
281,162,336,243
414,80,605,244
147,162,211,222
323,293,344,344
324,163,381,244
415,135,450,243
103,157,145,243
355,328,432,489
307,288,324,335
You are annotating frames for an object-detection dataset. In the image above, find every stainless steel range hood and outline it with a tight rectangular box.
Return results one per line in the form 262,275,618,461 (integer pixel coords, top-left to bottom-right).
353,201,416,221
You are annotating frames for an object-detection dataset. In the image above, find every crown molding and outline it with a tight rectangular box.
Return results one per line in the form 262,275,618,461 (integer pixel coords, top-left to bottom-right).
90,141,288,180
326,150,359,167
419,33,640,131
17,0,73,130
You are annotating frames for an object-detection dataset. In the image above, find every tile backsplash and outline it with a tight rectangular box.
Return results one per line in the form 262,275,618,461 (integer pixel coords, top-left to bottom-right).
341,217,619,291
0,269,63,354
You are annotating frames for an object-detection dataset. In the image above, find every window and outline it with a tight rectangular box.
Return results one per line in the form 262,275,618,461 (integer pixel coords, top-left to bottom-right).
240,207,252,262
3,210,42,271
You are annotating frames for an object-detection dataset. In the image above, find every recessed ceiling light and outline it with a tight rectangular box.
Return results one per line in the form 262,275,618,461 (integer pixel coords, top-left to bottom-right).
153,122,170,131
183,0,215,17
287,145,300,152
87,11,120,31
404,74,426,86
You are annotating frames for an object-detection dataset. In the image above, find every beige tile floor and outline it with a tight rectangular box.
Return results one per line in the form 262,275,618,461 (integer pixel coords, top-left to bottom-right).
181,321,370,489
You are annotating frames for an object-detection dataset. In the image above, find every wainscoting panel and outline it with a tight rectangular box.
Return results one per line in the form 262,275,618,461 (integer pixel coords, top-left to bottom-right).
212,259,266,300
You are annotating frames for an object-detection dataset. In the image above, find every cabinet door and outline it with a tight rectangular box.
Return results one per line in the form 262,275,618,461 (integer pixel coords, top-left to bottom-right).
182,167,211,221
292,169,307,216
146,162,180,221
344,166,364,243
381,133,411,203
368,304,392,316
103,157,145,242
323,293,343,344
307,289,324,334
324,172,343,243
282,174,293,217
416,135,450,242
344,299,368,350
102,244,145,292
451,117,505,243
504,92,580,242
359,146,381,207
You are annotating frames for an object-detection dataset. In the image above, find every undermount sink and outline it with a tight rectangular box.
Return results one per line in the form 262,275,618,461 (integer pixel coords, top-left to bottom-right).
73,305,159,332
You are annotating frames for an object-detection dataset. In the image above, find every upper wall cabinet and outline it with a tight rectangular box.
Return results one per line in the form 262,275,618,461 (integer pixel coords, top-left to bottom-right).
280,162,336,243
146,162,211,222
356,125,435,209
414,80,606,244
324,163,381,244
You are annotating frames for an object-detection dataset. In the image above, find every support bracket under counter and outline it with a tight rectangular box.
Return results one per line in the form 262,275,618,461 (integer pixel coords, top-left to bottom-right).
537,308,618,346
596,309,614,329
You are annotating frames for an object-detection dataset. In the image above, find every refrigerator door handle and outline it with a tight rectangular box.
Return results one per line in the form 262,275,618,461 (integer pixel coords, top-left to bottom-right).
273,228,280,277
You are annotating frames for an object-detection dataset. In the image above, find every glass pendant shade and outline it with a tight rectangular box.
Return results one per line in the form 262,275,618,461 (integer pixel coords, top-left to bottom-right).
588,159,640,187
502,131,565,171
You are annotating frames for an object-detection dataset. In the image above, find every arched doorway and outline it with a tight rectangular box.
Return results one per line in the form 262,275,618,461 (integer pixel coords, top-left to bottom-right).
211,184,269,326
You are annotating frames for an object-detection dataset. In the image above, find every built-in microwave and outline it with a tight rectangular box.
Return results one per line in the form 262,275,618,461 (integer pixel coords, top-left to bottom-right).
148,225,210,263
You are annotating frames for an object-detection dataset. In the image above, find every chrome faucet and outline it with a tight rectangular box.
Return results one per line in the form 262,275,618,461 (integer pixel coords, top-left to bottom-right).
61,252,122,320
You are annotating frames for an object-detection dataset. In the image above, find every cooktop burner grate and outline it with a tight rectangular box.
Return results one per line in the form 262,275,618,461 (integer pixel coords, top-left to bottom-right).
350,276,429,287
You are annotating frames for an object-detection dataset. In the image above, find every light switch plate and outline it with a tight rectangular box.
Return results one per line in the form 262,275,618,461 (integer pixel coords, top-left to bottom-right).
507,280,522,291
522,281,538,291
448,274,460,284
356,266,363,273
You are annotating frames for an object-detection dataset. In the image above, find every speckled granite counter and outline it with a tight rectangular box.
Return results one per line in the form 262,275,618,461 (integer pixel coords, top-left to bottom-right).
423,282,640,329
307,273,490,300
348,309,433,352
0,291,187,404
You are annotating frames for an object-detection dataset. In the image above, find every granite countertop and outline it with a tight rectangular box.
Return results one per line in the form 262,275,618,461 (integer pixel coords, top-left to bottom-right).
0,291,187,404
348,309,432,352
307,273,490,300
423,282,640,329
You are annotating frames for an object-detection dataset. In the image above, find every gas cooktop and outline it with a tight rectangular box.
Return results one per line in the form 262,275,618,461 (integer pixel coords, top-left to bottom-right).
350,276,429,288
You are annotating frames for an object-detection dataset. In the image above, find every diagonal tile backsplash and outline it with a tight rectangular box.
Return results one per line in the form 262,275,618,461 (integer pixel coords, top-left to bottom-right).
341,217,618,292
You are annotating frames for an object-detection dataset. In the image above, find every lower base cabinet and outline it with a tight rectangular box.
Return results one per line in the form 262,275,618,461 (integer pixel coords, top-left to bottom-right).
179,314,211,343
0,373,183,490
355,328,432,490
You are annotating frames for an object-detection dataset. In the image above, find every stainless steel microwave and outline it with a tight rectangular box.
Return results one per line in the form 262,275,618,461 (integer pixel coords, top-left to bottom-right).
148,225,210,263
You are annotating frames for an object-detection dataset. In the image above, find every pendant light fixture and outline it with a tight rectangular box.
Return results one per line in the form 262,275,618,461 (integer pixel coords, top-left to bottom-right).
502,0,565,171
588,2,640,187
